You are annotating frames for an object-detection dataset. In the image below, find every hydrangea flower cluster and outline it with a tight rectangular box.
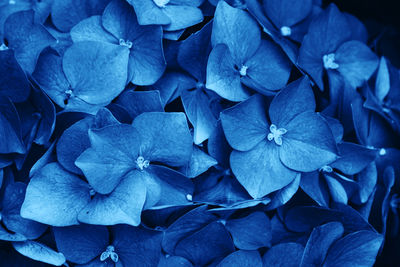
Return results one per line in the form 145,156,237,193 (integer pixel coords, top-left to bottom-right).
0,0,399,266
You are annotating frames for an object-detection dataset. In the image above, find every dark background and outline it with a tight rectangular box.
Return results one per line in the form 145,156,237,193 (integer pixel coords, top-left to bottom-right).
326,0,399,28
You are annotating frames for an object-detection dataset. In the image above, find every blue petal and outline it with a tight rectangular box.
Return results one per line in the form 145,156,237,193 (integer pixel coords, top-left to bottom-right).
0,49,30,102
162,5,203,31
150,72,196,106
30,87,56,146
217,250,262,267
1,182,47,239
230,140,297,199
158,255,193,267
169,0,204,6
298,4,351,90
63,41,129,105
145,165,194,209
112,225,163,267
12,241,66,266
53,224,109,264
352,163,377,204
221,94,268,151
0,225,26,242
128,26,165,85
102,0,166,85
163,29,185,40
323,231,383,267
208,122,232,168
263,0,313,28
56,117,92,175
335,40,379,88
0,96,25,154
127,0,171,26
242,40,292,93
116,90,164,120
225,212,271,250
212,1,260,64
20,163,91,226
51,0,110,32
32,48,71,109
92,107,121,129
162,206,218,255
178,21,212,81
280,112,338,172
246,0,299,64
132,112,193,166
344,13,368,42
182,89,218,144
266,173,300,210
75,124,141,194
300,222,344,267
374,57,390,102
78,170,146,226
269,77,315,127
70,16,117,44
300,171,330,207
206,43,251,101
174,221,235,266
262,243,304,267
4,10,55,73
331,142,377,175
193,170,251,207
179,146,217,178
284,205,374,233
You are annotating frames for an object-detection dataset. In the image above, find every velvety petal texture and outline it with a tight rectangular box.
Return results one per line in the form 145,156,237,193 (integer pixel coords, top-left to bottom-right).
20,163,91,226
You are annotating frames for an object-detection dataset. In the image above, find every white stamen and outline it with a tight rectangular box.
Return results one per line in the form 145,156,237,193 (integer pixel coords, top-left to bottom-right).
319,165,333,173
239,65,248,76
153,0,169,8
9,0,16,5
267,124,287,146
136,156,150,171
379,148,387,156
186,194,193,201
280,26,292,36
100,246,118,263
323,53,339,70
119,39,133,49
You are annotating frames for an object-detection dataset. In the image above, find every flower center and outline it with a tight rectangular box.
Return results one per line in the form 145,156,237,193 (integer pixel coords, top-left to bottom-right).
186,194,193,201
267,124,287,146
9,0,16,4
379,148,387,156
323,53,339,69
0,43,8,51
280,26,291,36
319,165,333,173
65,89,73,96
153,0,169,8
196,82,205,90
100,245,118,263
119,39,132,49
136,156,150,171
239,65,248,76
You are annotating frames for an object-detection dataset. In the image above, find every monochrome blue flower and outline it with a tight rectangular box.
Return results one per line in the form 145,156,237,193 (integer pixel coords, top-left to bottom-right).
206,1,292,101
221,78,338,198
0,0,397,265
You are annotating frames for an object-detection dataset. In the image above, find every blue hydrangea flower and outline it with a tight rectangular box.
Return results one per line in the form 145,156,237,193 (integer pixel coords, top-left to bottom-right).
221,77,338,198
206,1,292,101
298,4,378,90
127,0,204,31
